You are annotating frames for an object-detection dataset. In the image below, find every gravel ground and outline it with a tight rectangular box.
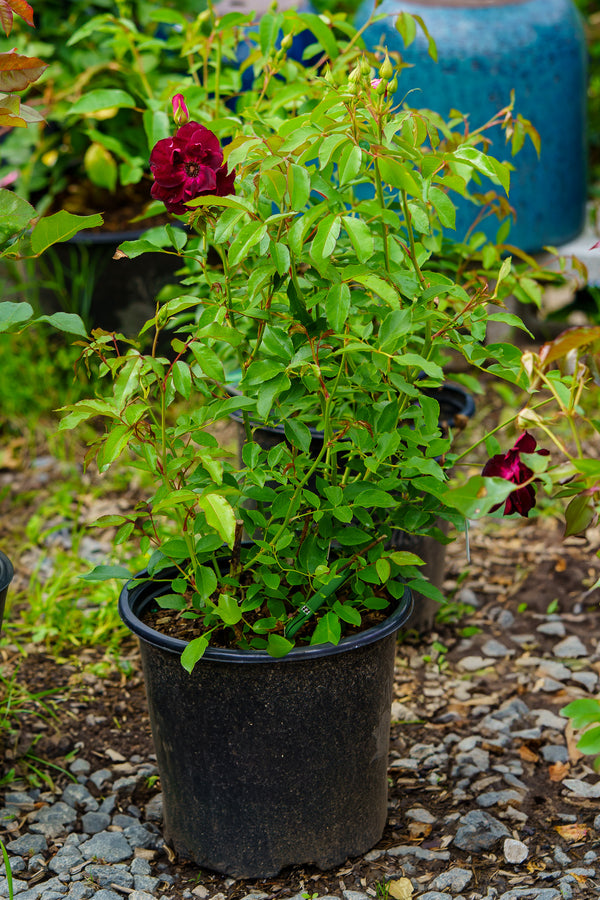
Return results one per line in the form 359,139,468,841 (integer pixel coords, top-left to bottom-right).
2,515,600,900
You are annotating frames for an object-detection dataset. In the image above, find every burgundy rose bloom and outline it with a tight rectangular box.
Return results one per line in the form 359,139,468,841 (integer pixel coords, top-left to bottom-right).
482,432,550,517
150,121,235,215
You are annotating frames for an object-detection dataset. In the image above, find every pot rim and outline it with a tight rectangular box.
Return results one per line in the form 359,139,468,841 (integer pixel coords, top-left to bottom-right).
119,569,413,663
0,551,14,593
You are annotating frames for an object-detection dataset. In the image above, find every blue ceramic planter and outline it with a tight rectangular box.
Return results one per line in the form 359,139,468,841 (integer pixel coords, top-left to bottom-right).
357,0,588,252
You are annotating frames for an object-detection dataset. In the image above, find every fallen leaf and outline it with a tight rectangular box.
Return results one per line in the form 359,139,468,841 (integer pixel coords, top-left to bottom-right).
554,557,567,572
519,745,540,763
548,761,570,782
555,824,588,841
388,878,414,900
408,821,432,840
565,721,585,764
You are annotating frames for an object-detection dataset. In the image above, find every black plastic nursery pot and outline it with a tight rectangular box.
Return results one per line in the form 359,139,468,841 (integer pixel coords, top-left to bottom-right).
38,227,182,334
0,550,14,634
119,573,413,878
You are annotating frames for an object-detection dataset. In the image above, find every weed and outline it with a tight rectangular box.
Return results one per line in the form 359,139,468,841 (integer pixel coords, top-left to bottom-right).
0,840,13,900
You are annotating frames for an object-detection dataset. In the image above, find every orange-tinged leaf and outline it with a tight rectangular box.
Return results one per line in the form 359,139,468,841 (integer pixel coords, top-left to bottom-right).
555,823,588,841
538,325,600,366
548,761,570,782
0,3,12,36
519,745,539,763
0,51,47,92
1,0,33,30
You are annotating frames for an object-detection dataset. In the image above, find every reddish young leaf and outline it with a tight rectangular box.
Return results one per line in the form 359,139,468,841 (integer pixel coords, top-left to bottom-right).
0,51,47,92
0,0,33,35
538,325,600,366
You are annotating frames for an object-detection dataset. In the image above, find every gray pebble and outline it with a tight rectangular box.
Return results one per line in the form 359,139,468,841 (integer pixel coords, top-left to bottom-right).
84,864,134,888
80,831,133,863
1,855,25,874
430,867,472,891
130,858,152,876
144,793,163,822
62,784,98,812
133,875,161,893
542,744,569,763
571,671,598,691
538,660,571,680
7,833,48,856
563,778,600,798
482,639,512,658
531,709,567,731
33,802,78,828
69,759,91,777
553,635,588,657
48,846,84,874
80,811,111,834
477,790,524,808
554,847,572,866
453,810,510,851
537,621,566,637
503,838,528,864
88,769,113,790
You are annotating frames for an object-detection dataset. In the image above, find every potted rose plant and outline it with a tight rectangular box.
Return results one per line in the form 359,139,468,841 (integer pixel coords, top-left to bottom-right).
6,2,598,880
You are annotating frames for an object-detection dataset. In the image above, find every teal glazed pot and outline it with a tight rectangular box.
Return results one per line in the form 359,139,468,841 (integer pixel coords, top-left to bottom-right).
357,0,587,252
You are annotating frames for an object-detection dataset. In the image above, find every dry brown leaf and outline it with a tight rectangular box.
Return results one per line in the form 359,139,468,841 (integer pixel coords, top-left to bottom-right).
388,878,414,900
548,761,570,782
565,721,584,764
554,557,567,572
555,823,588,841
408,821,432,840
519,745,539,763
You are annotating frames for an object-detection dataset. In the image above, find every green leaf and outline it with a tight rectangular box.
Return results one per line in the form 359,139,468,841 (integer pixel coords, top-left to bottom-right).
288,163,311,209
428,185,456,228
197,493,237,547
80,564,133,582
310,213,341,263
325,282,350,332
267,633,295,658
284,418,312,453
335,526,372,546
560,698,600,730
297,11,339,59
310,610,341,645
333,600,361,626
196,565,218,601
181,635,209,673
452,146,510,194
84,142,117,191
378,157,421,197
375,557,391,584
259,11,283,55
576,725,600,755
68,89,136,115
35,312,87,337
172,360,192,399
217,592,243,625
442,476,523,518
342,215,374,264
228,220,268,267
30,211,103,255
565,494,597,537
0,187,33,242
0,300,33,331
338,143,362,185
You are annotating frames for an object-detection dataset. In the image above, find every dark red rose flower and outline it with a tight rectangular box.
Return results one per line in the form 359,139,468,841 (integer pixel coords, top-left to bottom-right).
482,431,550,517
150,121,235,215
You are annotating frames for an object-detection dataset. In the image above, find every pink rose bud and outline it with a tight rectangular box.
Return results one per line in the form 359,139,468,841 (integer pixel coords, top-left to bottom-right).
172,94,189,126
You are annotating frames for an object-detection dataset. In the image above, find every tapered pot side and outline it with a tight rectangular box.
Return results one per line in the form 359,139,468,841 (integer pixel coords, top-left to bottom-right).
119,573,413,878
0,551,14,635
